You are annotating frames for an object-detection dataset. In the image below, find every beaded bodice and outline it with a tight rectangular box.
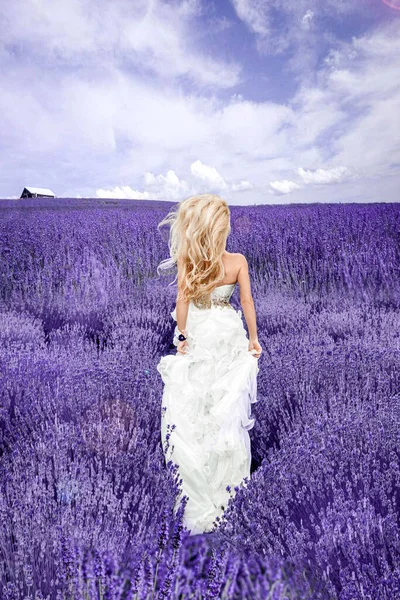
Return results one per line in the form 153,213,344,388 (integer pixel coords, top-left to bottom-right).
211,282,236,301
193,282,236,309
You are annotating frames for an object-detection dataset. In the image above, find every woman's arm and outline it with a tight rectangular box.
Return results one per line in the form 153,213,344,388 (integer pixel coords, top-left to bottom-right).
176,301,189,335
237,254,258,342
176,256,189,335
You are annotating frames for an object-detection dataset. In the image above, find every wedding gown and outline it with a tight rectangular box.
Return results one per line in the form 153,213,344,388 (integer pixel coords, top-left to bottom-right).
156,282,259,535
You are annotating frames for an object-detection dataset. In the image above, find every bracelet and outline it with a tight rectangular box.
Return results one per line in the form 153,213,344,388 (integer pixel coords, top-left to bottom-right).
177,328,187,341
173,328,187,345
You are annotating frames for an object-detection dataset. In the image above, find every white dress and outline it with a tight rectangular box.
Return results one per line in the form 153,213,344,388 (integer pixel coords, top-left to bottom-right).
156,282,259,535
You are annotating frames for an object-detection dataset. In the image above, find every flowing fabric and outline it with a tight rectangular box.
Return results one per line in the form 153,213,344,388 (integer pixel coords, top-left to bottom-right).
156,282,259,534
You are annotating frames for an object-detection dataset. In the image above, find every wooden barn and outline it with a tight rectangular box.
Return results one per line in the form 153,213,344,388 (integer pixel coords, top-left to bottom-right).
20,186,55,198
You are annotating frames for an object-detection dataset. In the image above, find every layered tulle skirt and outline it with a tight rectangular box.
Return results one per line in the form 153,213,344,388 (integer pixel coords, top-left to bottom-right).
156,302,259,535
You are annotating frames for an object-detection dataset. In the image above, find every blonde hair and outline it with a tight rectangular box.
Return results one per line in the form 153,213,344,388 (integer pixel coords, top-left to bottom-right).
157,193,231,307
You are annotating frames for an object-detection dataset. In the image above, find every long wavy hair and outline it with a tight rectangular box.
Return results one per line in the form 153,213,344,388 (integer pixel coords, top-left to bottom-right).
157,193,231,307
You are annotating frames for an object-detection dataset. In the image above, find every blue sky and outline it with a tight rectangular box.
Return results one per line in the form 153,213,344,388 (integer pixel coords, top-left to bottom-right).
1,0,399,204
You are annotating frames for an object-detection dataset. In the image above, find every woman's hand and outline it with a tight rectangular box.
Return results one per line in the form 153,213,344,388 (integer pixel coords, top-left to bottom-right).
248,338,262,359
177,339,189,354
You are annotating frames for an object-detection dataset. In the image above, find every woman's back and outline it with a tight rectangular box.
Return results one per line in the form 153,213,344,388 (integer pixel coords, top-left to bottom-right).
156,193,262,535
156,250,260,535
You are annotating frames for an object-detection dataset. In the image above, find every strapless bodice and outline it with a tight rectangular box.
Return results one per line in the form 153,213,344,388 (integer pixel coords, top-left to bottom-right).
191,282,237,310
210,282,236,302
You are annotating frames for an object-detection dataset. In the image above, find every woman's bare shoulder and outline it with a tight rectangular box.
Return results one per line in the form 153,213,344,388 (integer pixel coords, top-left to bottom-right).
230,252,247,268
224,251,244,264
224,252,247,279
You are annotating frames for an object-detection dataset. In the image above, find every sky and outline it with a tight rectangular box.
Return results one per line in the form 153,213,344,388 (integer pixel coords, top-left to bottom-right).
1,0,399,205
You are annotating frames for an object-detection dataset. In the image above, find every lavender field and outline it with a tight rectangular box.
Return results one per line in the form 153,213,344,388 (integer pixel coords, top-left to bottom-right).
1,197,400,600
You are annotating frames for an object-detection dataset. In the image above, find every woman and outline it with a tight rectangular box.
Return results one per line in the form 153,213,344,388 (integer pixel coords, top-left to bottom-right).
156,193,262,535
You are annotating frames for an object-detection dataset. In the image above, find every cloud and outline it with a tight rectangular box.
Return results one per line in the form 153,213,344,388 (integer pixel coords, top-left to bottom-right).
269,180,302,195
96,186,151,200
269,165,358,195
1,2,399,204
231,180,253,192
96,160,255,200
97,169,191,200
230,0,270,37
229,0,375,77
1,0,241,89
190,160,254,193
297,166,356,184
230,0,370,47
301,10,315,29
190,159,228,190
